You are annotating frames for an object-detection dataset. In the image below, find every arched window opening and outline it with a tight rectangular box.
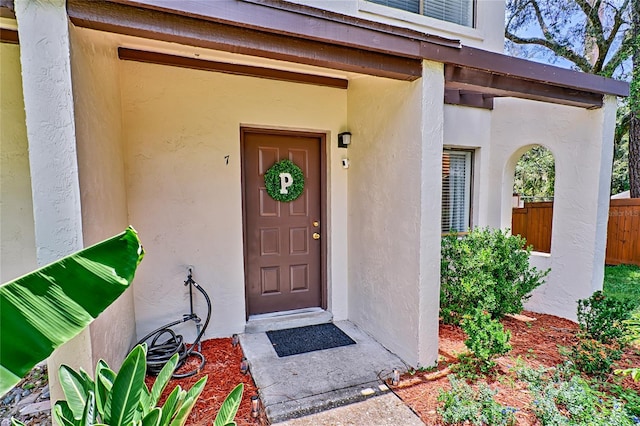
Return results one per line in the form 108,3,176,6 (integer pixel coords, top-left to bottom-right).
511,145,555,253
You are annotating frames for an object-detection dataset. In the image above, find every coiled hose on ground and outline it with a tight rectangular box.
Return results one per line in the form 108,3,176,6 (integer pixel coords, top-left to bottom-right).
136,270,211,378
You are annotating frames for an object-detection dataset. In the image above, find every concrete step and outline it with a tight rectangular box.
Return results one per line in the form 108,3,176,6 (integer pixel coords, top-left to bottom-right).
240,321,407,424
244,308,333,334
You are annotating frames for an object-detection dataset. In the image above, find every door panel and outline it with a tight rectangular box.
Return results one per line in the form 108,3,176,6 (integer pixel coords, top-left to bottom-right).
242,130,323,315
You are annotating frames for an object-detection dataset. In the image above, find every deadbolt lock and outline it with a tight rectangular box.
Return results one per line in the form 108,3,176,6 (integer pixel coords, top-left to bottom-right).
313,221,320,227
312,232,321,240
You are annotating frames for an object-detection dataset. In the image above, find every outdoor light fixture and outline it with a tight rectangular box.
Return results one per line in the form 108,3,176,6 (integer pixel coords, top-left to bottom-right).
240,357,249,374
251,395,260,418
391,369,400,386
231,333,239,347
338,131,352,148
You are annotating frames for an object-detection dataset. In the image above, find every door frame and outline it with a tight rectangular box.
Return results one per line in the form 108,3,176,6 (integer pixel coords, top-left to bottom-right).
240,126,328,319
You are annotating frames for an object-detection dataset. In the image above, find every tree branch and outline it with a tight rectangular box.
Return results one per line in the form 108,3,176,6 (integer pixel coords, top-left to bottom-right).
595,0,630,73
601,30,633,76
505,31,593,72
529,0,554,42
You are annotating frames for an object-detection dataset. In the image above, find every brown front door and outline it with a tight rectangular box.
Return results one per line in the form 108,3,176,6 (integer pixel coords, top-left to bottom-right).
242,129,324,316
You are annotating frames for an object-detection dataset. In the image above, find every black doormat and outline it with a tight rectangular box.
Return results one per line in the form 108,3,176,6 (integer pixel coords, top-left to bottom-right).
266,323,356,357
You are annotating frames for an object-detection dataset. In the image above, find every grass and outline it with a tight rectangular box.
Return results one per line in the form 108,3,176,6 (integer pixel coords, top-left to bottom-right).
604,264,640,307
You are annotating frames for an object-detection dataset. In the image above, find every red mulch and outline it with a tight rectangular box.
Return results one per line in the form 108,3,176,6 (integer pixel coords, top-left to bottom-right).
394,311,640,426
145,313,640,425
145,338,268,426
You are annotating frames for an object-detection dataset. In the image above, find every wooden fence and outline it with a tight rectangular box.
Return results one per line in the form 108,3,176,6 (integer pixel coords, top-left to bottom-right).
512,199,640,266
606,199,640,266
512,202,553,253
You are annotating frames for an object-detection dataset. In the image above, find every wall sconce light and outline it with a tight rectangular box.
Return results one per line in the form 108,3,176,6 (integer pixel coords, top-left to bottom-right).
338,132,352,148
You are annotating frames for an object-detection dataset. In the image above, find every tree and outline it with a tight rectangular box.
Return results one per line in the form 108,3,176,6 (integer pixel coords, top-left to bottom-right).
514,145,555,199
505,0,638,197
630,0,639,197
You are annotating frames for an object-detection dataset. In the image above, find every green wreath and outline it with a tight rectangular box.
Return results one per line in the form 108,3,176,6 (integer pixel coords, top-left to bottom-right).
264,159,305,202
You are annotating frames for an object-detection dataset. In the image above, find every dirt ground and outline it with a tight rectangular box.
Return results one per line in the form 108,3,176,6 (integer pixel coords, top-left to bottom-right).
394,311,640,425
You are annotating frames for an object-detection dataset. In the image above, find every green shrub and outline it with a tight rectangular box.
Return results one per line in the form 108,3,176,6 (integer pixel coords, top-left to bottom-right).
437,376,516,426
440,227,549,324
616,310,640,382
603,383,640,418
567,291,633,377
530,374,634,425
459,308,511,374
515,363,637,425
565,338,623,377
577,291,634,344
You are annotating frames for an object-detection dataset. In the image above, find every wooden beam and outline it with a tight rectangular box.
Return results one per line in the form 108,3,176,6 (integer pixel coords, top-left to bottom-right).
428,44,628,98
444,89,494,109
118,47,349,89
68,0,422,81
0,28,18,44
111,0,459,57
445,65,603,109
0,0,14,19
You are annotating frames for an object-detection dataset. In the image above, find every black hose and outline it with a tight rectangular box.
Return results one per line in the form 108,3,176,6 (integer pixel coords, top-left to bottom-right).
136,275,212,378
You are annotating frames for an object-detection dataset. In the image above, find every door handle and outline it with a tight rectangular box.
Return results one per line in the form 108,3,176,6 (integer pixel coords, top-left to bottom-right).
312,232,320,240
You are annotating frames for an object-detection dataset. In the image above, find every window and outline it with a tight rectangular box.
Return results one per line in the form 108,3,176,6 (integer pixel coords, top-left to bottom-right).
368,0,474,27
441,150,472,233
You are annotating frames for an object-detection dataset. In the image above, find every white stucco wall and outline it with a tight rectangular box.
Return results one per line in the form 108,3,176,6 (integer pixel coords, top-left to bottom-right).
14,0,90,404
121,60,349,341
70,26,137,369
489,96,617,320
0,41,37,283
287,0,506,52
346,60,443,367
443,104,493,228
416,62,446,367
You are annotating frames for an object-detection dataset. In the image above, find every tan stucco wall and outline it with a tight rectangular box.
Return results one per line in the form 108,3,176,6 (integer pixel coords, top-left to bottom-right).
288,0,507,52
70,26,137,369
0,42,37,283
121,60,349,341
346,60,443,367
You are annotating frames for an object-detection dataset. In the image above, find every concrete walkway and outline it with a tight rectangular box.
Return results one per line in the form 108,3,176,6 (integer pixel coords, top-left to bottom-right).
240,321,424,424
273,393,425,426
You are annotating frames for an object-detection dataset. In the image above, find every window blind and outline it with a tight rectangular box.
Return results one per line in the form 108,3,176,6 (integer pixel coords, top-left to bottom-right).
368,0,420,14
368,0,473,27
424,0,473,27
442,150,471,233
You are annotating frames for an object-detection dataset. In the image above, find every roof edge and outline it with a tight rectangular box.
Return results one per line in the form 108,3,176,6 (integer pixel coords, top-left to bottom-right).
111,0,629,98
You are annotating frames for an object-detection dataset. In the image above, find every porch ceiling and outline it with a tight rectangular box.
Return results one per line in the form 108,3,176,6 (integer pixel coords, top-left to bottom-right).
2,0,629,109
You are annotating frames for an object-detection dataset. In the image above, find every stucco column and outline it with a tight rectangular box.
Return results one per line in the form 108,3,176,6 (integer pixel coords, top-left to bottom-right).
590,95,617,292
14,0,92,404
417,60,444,366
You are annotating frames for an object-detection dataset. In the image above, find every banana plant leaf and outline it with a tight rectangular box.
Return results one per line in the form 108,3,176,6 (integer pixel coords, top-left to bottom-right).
0,227,144,396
